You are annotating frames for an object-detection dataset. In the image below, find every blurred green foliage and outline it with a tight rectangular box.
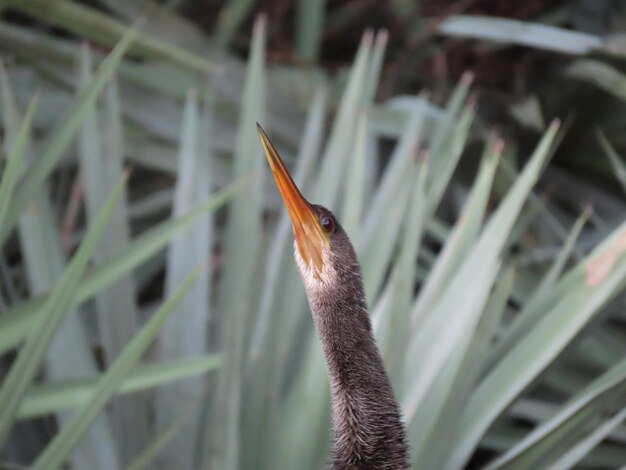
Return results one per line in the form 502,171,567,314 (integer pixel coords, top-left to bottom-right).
0,1,626,469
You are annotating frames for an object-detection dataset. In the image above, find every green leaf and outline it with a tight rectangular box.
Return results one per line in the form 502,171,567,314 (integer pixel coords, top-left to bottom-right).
361,161,415,301
406,146,506,467
406,253,501,466
0,94,38,232
363,30,388,105
486,357,626,469
410,137,502,329
439,16,602,55
401,120,559,467
3,0,213,72
340,113,367,236
416,268,514,469
449,219,626,469
155,87,214,468
205,16,266,470
77,47,140,363
0,171,129,447
314,31,372,207
295,0,326,61
0,21,138,245
373,157,428,386
31,268,202,470
426,71,473,185
360,95,427,251
18,356,220,419
126,374,216,470
567,60,626,101
76,46,146,456
0,59,20,146
214,0,256,48
126,387,210,470
486,208,591,372
3,63,120,469
0,180,243,355
597,129,626,194
550,407,626,469
425,104,475,215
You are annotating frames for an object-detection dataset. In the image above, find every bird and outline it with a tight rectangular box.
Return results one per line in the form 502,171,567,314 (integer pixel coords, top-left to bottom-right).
257,124,409,470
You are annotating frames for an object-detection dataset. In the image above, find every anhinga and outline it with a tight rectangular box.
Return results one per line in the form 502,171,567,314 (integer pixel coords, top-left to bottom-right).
257,125,409,469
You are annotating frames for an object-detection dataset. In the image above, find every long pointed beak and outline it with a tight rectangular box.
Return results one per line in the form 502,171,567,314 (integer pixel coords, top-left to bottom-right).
257,124,327,274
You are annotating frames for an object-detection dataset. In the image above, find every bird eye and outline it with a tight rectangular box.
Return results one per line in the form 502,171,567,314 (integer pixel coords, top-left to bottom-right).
321,216,335,233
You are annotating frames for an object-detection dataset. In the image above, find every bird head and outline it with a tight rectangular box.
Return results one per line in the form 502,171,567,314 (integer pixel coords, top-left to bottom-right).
257,124,349,284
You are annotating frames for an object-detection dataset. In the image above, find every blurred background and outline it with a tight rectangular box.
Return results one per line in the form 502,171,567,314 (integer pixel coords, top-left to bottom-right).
1,0,626,469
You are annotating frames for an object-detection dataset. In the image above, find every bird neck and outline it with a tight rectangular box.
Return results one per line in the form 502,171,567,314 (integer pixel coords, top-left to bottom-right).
306,272,409,469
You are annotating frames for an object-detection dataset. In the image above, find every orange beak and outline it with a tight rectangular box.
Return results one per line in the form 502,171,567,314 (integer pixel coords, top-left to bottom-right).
257,124,328,274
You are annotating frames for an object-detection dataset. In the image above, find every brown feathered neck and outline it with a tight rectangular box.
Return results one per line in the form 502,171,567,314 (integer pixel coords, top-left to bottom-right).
296,206,409,470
